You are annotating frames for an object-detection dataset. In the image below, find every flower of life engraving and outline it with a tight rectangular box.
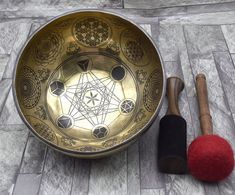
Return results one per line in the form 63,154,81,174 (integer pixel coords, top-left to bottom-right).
73,18,111,47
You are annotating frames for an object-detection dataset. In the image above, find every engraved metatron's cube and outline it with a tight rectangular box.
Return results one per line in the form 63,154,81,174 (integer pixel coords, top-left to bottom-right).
57,115,73,128
50,81,65,96
93,126,108,139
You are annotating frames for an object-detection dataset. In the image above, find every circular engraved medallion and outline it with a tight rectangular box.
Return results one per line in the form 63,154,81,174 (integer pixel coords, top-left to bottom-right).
143,69,163,112
121,29,150,66
27,116,58,144
18,66,41,109
34,32,63,66
73,18,111,47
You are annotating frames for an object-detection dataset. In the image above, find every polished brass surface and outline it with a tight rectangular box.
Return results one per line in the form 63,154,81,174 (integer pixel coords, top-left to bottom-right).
14,10,165,158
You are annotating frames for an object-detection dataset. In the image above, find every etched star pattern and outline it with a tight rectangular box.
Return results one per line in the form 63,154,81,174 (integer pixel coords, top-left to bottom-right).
85,91,99,106
63,71,122,126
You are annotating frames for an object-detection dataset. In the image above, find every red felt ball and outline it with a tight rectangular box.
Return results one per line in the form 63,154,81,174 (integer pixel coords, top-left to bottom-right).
188,135,234,182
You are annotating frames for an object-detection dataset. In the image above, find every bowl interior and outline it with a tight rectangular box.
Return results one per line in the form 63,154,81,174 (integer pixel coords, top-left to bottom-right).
14,11,164,156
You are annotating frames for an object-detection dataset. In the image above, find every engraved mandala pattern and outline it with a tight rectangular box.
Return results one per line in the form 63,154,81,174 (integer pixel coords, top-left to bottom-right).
18,66,41,109
135,108,146,122
122,120,148,141
66,42,80,55
61,137,76,146
106,41,120,55
136,70,147,84
34,32,63,66
33,122,57,143
77,146,101,152
73,18,111,47
121,29,150,66
143,69,162,112
102,138,118,148
38,68,50,82
34,105,47,120
54,19,72,28
124,40,143,63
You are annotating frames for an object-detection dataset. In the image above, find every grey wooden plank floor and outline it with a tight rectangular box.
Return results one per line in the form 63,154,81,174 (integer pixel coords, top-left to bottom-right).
1,1,235,195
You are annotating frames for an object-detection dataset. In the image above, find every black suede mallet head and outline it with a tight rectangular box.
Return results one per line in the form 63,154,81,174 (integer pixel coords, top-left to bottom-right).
158,77,187,174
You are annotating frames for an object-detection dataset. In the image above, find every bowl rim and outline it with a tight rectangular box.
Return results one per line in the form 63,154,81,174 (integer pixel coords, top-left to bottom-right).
13,9,166,156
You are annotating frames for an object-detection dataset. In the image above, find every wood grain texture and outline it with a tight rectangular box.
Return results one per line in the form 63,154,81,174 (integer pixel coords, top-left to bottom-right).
127,141,140,195
13,174,41,195
141,188,165,195
139,24,151,35
71,159,90,195
221,24,235,53
29,21,47,36
1,4,235,195
186,2,235,14
0,88,23,125
232,54,235,63
0,0,122,11
0,124,28,195
1,2,235,19
158,22,211,195
139,118,165,189
20,136,47,174
160,65,205,194
124,0,234,9
38,149,74,195
0,21,22,55
158,24,197,140
165,174,205,195
204,183,220,195
184,24,235,195
158,23,195,97
184,25,227,59
2,22,31,79
0,79,11,114
160,11,235,25
89,151,127,195
0,54,9,81
195,74,213,135
213,52,235,115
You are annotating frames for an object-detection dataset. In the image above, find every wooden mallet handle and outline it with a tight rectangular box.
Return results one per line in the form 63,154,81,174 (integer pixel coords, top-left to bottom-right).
166,77,184,116
196,74,213,135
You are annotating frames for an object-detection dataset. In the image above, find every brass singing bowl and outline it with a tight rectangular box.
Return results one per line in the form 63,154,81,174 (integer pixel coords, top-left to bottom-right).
13,10,165,158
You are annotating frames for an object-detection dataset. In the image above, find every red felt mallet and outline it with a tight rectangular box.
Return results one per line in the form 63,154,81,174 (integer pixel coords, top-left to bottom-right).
188,74,234,182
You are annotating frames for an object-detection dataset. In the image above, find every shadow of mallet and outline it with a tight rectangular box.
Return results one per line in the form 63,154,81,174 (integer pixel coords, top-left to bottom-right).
158,77,187,174
188,74,234,182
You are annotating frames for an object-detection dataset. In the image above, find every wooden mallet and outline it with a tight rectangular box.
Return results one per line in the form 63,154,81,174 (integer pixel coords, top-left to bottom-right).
188,74,234,182
158,77,187,174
